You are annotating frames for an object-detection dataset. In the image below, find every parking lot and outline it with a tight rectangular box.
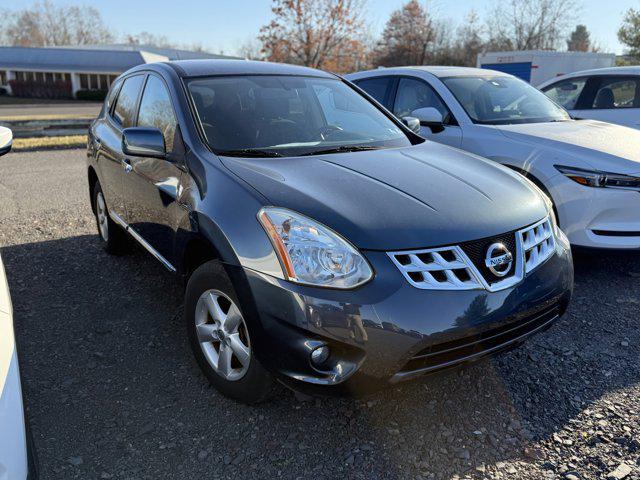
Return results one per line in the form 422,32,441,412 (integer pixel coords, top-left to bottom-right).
0,149,638,480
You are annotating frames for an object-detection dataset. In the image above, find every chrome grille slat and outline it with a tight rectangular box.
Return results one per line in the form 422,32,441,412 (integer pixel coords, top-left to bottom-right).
520,217,556,273
389,216,555,292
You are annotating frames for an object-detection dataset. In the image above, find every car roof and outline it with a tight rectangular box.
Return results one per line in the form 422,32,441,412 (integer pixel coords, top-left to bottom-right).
539,66,640,86
158,59,337,79
347,65,510,79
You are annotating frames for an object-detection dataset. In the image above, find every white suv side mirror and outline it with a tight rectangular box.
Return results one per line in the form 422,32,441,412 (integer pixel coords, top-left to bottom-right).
0,127,12,157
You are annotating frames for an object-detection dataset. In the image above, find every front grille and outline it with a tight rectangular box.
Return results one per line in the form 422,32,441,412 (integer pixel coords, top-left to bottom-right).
388,246,483,290
393,302,560,380
461,231,518,284
388,216,554,292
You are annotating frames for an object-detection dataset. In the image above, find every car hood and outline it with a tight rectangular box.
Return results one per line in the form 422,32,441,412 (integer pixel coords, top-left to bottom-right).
494,120,640,175
221,143,547,251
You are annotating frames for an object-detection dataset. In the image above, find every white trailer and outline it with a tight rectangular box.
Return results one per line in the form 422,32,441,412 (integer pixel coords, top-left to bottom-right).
477,50,616,86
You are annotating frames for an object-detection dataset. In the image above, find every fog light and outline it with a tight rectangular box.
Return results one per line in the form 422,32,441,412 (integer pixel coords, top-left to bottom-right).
310,345,330,367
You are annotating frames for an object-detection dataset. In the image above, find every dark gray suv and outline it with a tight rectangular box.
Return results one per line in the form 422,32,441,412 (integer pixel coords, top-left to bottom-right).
87,59,573,403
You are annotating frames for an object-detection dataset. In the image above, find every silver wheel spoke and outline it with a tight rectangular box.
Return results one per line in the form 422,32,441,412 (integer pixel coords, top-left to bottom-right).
228,333,250,366
204,293,225,323
223,303,242,332
217,344,233,378
196,323,219,343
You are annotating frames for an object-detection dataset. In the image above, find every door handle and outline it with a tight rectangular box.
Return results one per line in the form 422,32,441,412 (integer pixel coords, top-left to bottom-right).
122,159,133,173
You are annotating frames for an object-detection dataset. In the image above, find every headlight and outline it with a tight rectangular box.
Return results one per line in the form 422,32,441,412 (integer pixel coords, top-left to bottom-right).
257,207,373,289
555,165,640,190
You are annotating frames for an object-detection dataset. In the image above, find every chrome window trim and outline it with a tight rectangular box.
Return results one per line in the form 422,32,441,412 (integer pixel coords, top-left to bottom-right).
389,216,554,292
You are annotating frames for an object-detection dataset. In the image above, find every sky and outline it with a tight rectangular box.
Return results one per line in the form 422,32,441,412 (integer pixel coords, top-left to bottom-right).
3,0,635,55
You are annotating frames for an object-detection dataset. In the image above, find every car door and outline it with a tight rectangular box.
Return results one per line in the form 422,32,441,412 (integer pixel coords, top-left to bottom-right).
121,73,184,266
93,74,145,218
391,77,462,148
571,76,640,129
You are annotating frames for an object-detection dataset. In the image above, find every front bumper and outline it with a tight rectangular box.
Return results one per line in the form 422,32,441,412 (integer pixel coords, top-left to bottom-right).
548,173,640,249
231,238,573,395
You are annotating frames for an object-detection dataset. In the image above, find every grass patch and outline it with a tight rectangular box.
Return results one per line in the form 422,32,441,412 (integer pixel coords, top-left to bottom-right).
12,135,87,151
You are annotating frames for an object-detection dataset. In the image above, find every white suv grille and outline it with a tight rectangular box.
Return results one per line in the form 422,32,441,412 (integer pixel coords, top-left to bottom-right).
388,246,483,290
389,216,556,292
520,217,555,273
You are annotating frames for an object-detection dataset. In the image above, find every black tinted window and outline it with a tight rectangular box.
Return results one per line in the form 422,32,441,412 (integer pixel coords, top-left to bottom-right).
137,76,177,152
393,78,450,120
355,77,393,107
590,77,639,109
113,75,144,128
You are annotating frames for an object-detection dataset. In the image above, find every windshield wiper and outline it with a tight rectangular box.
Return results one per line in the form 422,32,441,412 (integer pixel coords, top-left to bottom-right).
215,149,283,158
300,145,381,156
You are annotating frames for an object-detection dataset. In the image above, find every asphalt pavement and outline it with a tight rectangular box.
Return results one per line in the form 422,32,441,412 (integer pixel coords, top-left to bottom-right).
0,149,638,480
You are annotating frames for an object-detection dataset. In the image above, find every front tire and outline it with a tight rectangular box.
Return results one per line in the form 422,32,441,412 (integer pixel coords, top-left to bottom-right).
92,181,130,255
185,261,275,404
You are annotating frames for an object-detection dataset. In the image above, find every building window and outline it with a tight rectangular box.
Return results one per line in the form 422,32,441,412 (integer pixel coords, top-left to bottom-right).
80,74,88,89
0,71,6,86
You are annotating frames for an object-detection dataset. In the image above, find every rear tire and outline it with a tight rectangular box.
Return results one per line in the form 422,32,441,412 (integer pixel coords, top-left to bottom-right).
92,181,130,255
185,260,275,404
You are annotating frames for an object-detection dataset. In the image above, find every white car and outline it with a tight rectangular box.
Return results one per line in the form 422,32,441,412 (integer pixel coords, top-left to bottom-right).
347,67,640,249
0,126,11,156
538,66,640,129
0,129,34,480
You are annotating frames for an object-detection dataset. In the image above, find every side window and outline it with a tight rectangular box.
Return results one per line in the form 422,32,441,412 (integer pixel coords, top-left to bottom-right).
393,78,451,122
137,75,178,152
355,77,393,108
590,77,639,109
113,75,145,128
106,78,123,113
542,78,587,110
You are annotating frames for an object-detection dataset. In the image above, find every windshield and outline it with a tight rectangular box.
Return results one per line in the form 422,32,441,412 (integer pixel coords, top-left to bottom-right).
442,76,570,125
187,75,412,157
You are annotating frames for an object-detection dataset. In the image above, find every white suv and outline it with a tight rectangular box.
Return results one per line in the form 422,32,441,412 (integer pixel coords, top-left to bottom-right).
538,66,640,129
347,66,640,250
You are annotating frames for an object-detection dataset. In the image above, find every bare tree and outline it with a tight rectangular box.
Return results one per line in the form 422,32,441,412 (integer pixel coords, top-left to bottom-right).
566,24,591,51
259,0,369,73
449,10,485,66
486,0,578,51
2,0,113,47
238,39,264,60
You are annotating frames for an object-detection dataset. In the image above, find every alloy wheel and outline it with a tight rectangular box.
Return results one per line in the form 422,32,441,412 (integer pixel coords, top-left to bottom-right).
195,289,251,381
96,191,109,241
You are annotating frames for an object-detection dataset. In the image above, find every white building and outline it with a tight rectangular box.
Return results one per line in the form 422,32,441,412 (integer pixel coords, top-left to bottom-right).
0,45,240,98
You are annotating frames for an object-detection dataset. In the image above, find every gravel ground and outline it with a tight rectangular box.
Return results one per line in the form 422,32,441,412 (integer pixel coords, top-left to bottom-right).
0,149,639,480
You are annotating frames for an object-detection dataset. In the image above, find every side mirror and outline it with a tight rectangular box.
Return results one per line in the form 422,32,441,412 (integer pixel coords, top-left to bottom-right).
411,107,444,126
0,127,12,157
122,127,166,158
401,116,421,134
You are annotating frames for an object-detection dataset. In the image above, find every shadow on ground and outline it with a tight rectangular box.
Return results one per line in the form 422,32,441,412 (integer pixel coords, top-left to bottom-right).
2,236,639,479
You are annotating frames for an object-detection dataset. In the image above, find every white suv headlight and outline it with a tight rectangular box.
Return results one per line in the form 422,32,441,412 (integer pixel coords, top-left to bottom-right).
258,207,374,289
